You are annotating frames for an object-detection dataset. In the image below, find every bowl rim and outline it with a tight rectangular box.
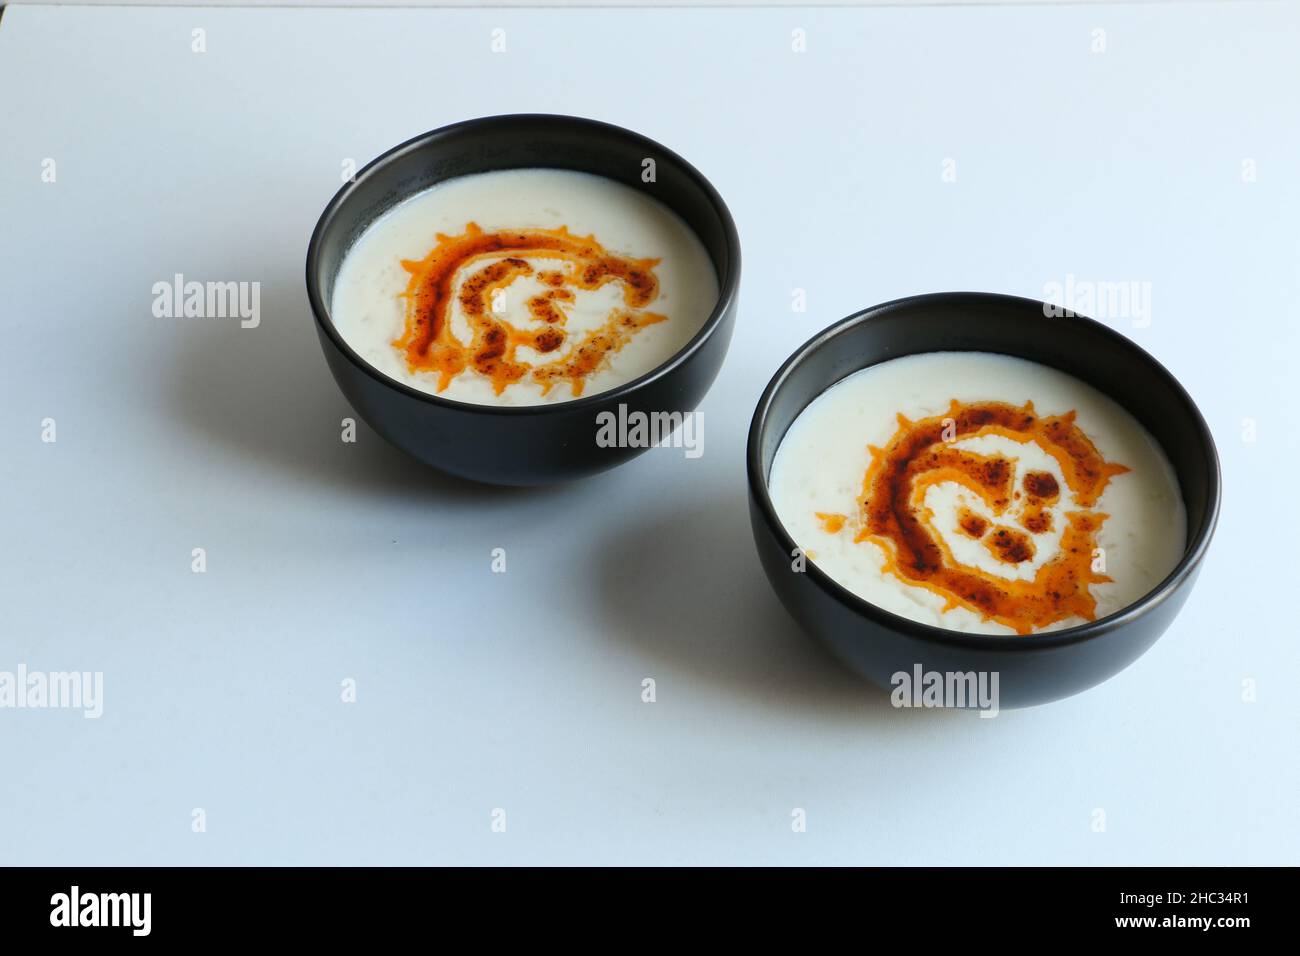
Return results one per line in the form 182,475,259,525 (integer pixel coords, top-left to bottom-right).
746,291,1222,652
305,112,741,417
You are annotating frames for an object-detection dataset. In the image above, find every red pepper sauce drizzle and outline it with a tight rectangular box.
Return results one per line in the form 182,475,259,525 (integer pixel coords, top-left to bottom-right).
838,399,1130,634
956,506,990,540
1019,470,1058,534
395,222,667,397
816,512,847,534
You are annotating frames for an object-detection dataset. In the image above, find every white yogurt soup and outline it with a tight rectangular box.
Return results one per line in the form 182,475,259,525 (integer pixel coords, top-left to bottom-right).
329,168,719,406
769,352,1186,635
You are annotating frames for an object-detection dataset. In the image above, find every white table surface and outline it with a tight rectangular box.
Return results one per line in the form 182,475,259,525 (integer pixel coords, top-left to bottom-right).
1,1,1296,866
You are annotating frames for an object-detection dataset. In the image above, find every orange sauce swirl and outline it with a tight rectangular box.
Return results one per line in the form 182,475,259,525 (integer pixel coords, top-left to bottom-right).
818,399,1130,634
394,222,668,397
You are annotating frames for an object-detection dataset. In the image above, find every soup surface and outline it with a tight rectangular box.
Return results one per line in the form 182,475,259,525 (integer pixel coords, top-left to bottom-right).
769,352,1186,635
330,168,719,406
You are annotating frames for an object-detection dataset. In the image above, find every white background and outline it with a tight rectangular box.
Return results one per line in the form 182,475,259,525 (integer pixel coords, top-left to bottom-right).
11,1,1149,7
1,2,1296,865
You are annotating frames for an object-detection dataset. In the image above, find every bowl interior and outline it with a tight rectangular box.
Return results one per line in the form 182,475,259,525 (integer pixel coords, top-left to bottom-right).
309,114,737,335
754,293,1219,578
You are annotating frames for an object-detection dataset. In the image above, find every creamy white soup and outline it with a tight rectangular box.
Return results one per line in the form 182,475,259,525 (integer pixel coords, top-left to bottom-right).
769,352,1186,635
329,168,719,406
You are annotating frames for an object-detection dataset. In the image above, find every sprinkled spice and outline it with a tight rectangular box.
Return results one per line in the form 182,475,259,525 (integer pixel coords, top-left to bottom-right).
1023,471,1060,502
956,506,990,539
985,525,1035,564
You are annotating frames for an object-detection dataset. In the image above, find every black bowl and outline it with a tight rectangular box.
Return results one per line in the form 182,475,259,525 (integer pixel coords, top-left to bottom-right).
747,293,1220,709
306,114,740,486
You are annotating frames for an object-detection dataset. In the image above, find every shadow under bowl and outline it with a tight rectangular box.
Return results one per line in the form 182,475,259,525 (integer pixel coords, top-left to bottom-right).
306,113,740,486
747,292,1221,709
